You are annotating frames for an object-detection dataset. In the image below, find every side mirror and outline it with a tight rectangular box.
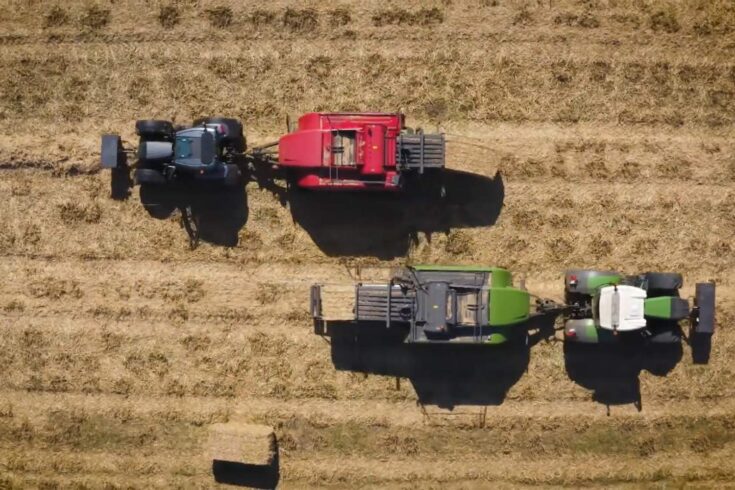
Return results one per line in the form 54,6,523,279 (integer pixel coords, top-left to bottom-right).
200,131,215,165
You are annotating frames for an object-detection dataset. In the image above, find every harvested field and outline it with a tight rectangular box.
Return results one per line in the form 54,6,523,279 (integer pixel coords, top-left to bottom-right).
0,0,734,487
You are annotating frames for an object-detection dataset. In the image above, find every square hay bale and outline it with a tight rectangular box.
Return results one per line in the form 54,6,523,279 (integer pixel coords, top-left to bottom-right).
208,423,276,466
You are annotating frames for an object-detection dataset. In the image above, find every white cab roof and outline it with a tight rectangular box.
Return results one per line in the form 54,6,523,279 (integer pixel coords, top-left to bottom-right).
597,285,647,331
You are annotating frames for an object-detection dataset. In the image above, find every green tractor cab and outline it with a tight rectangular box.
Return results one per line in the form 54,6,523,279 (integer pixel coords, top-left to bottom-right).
563,269,715,344
311,265,534,344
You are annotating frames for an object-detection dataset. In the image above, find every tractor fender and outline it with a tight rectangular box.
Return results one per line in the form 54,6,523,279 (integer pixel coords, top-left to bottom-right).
564,318,616,343
565,269,622,296
135,168,167,185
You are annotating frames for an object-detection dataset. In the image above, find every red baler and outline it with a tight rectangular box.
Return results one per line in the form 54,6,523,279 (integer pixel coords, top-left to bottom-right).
262,112,445,191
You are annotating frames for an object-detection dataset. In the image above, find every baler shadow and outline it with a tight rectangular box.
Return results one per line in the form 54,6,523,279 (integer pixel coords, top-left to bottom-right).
212,447,279,488
325,312,556,410
564,342,683,411
139,184,249,247
286,170,504,259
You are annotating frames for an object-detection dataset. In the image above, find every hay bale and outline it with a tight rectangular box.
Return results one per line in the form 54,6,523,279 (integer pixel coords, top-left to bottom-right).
208,423,276,466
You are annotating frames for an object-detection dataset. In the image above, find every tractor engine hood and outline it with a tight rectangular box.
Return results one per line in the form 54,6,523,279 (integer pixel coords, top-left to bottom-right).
596,285,647,331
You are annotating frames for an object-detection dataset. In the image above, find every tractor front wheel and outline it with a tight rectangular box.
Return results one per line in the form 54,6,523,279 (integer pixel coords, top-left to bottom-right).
139,184,175,219
648,325,682,344
136,120,174,141
135,168,167,186
644,272,683,294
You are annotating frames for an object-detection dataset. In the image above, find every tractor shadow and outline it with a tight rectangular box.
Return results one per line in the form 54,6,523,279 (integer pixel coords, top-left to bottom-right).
282,170,504,260
139,184,248,247
212,446,279,489
564,341,683,411
323,312,556,410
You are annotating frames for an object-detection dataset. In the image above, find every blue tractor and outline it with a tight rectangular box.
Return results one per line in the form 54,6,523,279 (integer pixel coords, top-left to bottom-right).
101,117,246,204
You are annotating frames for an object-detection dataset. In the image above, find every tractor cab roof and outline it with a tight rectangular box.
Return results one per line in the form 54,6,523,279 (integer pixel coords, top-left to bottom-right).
596,285,647,331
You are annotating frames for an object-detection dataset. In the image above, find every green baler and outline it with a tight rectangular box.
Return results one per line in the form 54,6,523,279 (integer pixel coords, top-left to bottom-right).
311,265,536,344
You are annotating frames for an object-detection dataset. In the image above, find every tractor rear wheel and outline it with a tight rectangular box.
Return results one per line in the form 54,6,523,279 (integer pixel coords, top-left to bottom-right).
136,120,174,141
194,117,246,153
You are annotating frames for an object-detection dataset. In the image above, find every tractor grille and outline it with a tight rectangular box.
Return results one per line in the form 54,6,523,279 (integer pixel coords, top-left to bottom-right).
356,284,415,323
396,133,445,172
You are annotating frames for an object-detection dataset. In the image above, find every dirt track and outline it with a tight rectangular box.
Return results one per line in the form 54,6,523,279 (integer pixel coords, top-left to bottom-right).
1,1,734,488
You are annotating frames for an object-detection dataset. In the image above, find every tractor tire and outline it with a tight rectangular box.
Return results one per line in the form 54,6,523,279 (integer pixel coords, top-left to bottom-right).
195,117,246,153
134,168,167,185
648,325,682,344
644,272,683,293
139,184,175,219
135,120,174,141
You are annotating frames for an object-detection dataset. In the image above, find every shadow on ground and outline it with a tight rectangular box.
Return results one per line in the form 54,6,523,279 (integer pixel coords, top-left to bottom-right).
266,169,505,259
564,341,683,411
121,168,501,256
325,312,556,409
138,184,249,247
212,445,279,489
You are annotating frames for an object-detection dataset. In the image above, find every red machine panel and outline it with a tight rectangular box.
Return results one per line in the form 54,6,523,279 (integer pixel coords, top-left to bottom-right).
278,112,405,191
278,112,444,191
